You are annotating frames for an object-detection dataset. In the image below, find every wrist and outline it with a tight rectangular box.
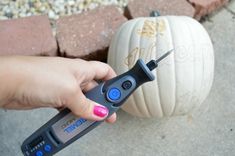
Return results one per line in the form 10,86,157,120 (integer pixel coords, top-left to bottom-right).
0,56,23,108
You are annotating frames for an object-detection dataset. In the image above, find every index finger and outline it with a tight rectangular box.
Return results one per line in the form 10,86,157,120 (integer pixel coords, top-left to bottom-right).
89,61,117,81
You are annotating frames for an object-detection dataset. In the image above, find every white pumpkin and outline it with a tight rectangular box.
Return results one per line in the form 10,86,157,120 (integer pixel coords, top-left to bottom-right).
108,16,214,118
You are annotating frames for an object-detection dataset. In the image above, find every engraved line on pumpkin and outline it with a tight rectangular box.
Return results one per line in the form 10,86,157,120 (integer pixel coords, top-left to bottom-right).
184,19,211,115
190,21,213,115
124,42,154,66
124,47,144,67
124,41,164,67
147,42,158,62
172,36,210,114
147,40,161,117
137,20,157,38
166,17,178,116
124,36,176,112
157,43,213,66
151,38,173,68
153,17,164,117
156,18,176,116
136,19,166,38
155,60,165,117
129,19,146,116
136,19,152,117
171,44,212,115
140,21,154,117
126,20,140,69
125,24,171,67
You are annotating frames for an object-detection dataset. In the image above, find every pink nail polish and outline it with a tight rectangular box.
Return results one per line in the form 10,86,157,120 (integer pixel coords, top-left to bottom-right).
93,105,108,118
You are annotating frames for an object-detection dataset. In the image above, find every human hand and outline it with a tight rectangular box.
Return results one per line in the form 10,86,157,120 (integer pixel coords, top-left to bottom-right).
0,56,117,123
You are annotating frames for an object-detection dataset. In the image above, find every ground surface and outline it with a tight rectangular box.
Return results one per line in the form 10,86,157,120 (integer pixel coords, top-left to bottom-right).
0,2,235,156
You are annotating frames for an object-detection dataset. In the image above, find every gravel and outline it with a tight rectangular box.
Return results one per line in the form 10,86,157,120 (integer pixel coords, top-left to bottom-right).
0,0,128,20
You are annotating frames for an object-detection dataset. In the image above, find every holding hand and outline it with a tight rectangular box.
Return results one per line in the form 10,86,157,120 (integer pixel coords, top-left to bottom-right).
0,56,117,123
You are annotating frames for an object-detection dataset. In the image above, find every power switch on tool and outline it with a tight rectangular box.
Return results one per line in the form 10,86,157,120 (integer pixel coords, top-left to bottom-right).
122,80,132,90
107,88,121,101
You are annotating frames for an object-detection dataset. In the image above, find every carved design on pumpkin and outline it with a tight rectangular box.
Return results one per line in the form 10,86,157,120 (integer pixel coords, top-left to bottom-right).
124,42,157,67
137,19,166,38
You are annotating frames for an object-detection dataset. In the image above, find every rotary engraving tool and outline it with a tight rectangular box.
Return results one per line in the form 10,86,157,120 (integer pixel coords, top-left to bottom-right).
21,49,173,156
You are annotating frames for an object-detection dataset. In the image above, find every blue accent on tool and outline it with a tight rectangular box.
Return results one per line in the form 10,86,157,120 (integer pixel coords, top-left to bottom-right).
107,88,121,101
36,151,43,156
44,145,52,152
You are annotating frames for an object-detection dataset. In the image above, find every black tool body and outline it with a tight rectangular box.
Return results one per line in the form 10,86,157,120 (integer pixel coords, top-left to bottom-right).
21,50,172,156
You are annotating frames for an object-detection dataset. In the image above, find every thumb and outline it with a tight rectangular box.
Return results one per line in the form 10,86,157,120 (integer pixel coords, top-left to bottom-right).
66,89,109,121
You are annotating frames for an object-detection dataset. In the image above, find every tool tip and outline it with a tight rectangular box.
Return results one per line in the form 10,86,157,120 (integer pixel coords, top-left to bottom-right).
146,49,174,71
155,49,173,64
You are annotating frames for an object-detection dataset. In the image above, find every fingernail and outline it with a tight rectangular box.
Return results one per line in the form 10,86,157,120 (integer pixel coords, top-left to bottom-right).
93,105,108,118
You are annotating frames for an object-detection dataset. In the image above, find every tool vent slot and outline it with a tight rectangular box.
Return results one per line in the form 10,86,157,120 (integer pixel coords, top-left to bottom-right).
48,130,60,145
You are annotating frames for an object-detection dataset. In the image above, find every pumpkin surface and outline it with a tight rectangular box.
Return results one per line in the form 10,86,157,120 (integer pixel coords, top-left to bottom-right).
108,16,214,118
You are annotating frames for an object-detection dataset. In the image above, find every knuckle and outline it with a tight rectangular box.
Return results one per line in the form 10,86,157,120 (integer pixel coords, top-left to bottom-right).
80,99,92,115
90,61,107,68
63,83,78,97
73,98,92,117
